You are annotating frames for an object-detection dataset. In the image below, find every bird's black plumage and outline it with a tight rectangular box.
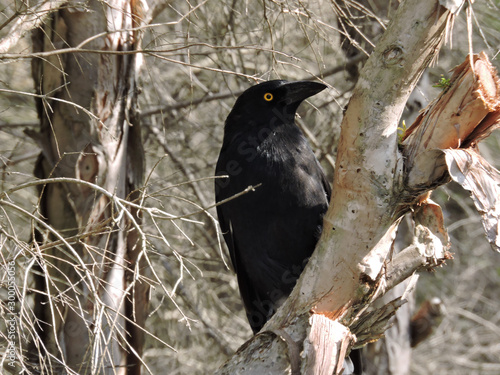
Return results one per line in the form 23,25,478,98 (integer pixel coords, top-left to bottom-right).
214,80,330,333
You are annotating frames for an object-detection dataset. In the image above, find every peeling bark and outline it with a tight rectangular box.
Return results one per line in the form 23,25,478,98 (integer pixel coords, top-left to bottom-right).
443,149,500,251
403,52,500,189
216,0,459,373
402,52,500,250
216,1,500,371
30,0,147,373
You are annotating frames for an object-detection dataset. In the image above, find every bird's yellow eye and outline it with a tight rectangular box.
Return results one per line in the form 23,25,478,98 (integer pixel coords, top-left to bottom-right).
263,93,273,101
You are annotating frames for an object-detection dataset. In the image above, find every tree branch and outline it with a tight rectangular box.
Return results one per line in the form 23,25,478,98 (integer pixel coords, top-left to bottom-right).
0,0,66,54
216,0,461,373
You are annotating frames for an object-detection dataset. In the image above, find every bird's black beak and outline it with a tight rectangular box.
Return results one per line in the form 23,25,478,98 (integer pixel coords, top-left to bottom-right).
281,81,327,105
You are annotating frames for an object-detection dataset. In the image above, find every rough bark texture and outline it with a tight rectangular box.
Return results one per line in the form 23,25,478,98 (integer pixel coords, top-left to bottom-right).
30,0,147,373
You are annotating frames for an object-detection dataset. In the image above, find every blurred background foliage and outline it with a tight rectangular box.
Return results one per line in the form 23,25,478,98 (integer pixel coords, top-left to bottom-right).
0,0,500,374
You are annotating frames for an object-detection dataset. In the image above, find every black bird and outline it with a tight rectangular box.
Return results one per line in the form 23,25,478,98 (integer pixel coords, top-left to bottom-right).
214,80,330,333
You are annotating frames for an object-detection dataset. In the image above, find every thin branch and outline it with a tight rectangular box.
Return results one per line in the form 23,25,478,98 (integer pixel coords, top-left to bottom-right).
0,0,66,54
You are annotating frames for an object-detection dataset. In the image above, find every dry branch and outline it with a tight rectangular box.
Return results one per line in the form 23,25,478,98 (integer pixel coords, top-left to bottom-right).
0,0,66,54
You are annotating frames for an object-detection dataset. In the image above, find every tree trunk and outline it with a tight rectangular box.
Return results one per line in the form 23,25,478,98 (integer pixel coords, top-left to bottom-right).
215,0,460,373
30,0,147,373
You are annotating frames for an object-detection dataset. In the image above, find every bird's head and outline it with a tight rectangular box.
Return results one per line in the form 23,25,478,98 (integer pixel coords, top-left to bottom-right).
225,80,327,129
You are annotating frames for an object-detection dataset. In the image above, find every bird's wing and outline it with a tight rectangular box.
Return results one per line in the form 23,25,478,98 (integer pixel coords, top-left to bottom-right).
296,132,331,202
215,195,239,274
216,196,272,333
320,161,332,201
